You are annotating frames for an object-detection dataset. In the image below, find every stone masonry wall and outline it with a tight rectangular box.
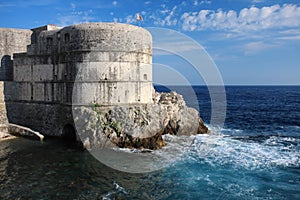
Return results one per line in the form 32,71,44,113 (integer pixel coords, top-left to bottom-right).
0,28,31,138
0,28,31,81
4,23,153,137
0,82,9,137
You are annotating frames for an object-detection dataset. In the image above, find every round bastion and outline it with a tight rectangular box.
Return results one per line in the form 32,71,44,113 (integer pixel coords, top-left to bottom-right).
59,23,152,53
37,23,153,105
67,23,153,105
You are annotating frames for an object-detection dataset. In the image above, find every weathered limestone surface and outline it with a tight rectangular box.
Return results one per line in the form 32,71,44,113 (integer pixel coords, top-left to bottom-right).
0,82,9,138
4,23,153,137
0,28,31,81
4,102,73,136
0,28,31,138
74,91,208,150
7,123,44,141
0,28,31,56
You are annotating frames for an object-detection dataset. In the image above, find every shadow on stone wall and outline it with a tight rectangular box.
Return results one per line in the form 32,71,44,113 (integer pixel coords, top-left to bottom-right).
0,55,13,81
0,55,13,137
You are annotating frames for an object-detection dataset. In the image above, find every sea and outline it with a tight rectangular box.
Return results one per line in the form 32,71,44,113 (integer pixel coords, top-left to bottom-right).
0,86,299,199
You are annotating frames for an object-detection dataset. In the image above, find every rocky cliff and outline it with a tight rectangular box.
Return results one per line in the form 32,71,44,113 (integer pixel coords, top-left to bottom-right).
73,90,208,150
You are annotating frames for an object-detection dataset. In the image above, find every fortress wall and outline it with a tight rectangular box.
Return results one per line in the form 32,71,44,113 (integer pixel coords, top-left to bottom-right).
0,82,8,137
13,59,151,83
11,59,152,105
11,23,153,105
4,102,73,136
4,23,153,136
0,28,31,137
0,28,31,81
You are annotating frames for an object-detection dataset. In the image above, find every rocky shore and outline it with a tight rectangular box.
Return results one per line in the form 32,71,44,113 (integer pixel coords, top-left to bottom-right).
1,88,209,150
74,91,208,150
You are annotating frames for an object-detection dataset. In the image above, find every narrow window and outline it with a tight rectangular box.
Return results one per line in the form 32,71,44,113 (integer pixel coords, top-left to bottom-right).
143,74,147,80
66,84,73,103
64,33,70,43
46,37,53,46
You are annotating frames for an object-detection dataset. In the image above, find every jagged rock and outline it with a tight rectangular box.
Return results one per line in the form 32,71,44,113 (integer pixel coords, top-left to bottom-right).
74,91,208,150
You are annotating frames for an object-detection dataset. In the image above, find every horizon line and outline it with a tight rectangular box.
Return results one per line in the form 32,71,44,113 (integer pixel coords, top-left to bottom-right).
153,84,300,86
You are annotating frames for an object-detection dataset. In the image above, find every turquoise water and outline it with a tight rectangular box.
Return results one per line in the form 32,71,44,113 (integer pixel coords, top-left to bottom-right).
0,86,299,199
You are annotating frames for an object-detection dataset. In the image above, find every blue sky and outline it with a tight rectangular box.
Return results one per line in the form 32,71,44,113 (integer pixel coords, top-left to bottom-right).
0,0,299,85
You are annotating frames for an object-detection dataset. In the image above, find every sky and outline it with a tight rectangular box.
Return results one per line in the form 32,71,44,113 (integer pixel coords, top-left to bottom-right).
0,0,299,85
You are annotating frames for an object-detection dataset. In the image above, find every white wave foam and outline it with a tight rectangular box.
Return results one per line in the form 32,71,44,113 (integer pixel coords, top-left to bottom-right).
107,125,299,171
112,147,153,153
113,182,128,194
205,124,244,136
100,182,128,200
151,126,300,170
191,134,300,169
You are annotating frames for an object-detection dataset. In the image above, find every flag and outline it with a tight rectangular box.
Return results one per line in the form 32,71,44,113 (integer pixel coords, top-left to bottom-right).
136,13,143,21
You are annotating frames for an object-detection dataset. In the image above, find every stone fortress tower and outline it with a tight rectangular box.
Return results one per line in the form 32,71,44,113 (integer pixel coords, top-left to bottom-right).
1,22,208,149
1,23,153,137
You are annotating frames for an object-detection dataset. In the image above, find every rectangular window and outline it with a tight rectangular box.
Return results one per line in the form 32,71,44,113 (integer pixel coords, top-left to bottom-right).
47,37,53,46
64,33,70,43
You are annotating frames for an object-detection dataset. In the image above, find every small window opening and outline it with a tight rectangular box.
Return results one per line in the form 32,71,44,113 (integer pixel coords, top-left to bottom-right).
64,33,70,43
47,37,53,46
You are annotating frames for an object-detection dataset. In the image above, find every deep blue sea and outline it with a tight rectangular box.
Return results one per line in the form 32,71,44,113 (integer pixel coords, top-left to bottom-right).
0,86,299,199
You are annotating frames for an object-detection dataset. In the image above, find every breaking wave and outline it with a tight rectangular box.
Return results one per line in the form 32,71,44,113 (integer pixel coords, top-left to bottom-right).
151,125,300,170
112,124,300,172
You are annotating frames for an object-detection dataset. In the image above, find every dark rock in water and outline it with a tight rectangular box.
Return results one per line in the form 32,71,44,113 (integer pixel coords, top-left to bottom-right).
73,91,208,150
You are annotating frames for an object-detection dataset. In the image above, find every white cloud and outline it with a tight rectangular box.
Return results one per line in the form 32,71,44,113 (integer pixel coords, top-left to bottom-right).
125,15,136,24
0,0,56,8
0,2,16,7
153,40,202,55
57,9,94,26
279,29,300,35
181,4,300,32
154,6,178,26
70,3,76,11
278,35,300,40
112,1,117,6
242,41,277,55
251,0,264,3
181,1,187,6
200,0,211,5
148,28,206,56
160,9,169,14
55,2,95,26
